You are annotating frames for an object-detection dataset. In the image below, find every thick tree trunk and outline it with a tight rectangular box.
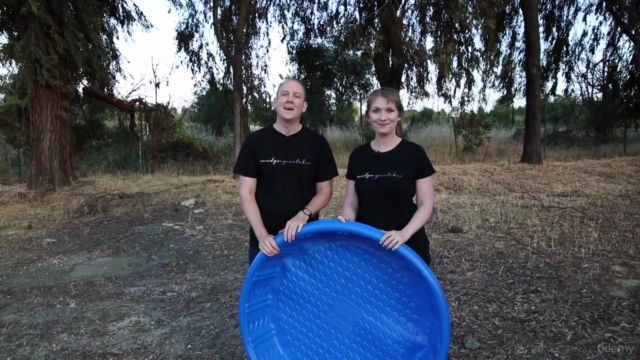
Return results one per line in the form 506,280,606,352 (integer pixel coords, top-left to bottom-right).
28,84,75,191
230,0,250,159
520,0,544,164
232,84,249,159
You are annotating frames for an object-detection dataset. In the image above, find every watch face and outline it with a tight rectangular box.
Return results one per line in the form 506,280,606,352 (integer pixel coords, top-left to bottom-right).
304,208,311,216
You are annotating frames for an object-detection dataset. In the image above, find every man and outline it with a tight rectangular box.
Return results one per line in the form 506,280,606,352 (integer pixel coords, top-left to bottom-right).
233,78,339,266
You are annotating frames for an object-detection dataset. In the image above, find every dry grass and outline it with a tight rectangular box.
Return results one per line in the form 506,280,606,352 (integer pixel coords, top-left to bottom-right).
322,124,640,167
180,123,640,169
2,155,639,260
0,173,238,250
1,156,639,358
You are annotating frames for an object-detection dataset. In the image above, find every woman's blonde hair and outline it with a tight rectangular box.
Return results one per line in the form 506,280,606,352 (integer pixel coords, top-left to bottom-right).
365,87,405,119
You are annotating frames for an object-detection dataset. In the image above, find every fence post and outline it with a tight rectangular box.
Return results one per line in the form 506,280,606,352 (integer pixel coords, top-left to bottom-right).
16,150,22,179
623,118,628,156
14,105,22,180
543,95,548,158
451,106,460,160
360,98,364,145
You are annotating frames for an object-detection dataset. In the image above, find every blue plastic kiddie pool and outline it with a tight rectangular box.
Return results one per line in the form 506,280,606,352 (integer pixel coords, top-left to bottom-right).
238,219,451,359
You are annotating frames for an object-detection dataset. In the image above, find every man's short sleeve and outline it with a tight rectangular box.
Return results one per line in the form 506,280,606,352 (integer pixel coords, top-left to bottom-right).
415,145,436,180
315,136,339,183
233,134,258,178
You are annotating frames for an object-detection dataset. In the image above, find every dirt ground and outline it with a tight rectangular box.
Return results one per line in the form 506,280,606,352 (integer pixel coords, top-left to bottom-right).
1,157,639,359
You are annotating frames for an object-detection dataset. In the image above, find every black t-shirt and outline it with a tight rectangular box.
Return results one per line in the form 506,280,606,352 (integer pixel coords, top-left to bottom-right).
234,125,339,249
346,139,436,245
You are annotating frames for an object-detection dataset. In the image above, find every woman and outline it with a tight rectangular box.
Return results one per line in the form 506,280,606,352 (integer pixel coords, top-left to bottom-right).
338,87,436,266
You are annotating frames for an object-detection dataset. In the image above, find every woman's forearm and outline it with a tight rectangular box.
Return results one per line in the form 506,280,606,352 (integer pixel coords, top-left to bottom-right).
401,176,435,237
341,201,358,220
400,202,434,238
341,180,358,220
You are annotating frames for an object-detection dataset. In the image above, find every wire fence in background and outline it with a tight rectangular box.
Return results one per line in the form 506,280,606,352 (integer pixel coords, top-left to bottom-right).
322,120,640,169
2,114,639,183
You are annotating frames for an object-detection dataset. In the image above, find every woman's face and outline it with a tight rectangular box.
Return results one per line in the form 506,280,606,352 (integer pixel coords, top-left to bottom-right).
367,96,401,135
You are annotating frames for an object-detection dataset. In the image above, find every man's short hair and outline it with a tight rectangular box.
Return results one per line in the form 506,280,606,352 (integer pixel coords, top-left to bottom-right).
276,78,307,101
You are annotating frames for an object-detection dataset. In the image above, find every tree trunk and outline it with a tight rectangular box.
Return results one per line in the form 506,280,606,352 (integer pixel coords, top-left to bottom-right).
28,83,75,191
519,0,543,164
372,0,406,138
211,0,250,159
232,84,248,159
231,0,250,159
214,115,225,137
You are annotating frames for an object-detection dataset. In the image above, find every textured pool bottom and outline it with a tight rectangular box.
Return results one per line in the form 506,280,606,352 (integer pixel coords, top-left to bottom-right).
240,221,450,360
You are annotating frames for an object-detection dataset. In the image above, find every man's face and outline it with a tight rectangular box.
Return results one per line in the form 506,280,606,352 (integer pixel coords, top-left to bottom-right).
273,80,307,121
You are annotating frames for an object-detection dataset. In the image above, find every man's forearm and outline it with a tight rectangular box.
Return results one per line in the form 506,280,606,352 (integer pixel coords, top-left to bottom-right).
304,186,332,216
240,195,269,237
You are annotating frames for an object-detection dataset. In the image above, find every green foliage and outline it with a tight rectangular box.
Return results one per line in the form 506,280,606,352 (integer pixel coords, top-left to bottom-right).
0,0,151,94
0,72,29,150
487,103,524,129
476,0,580,99
455,108,493,152
292,43,336,131
291,40,374,130
71,99,115,153
276,0,482,103
189,78,233,136
406,108,436,129
75,130,139,174
570,16,639,140
0,0,151,186
184,78,273,131
543,96,582,132
170,0,272,103
248,92,275,128
334,103,360,126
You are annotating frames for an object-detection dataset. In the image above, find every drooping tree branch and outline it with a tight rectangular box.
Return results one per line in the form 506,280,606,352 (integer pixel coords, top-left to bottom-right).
211,0,233,70
81,87,143,112
601,0,640,48
81,86,146,140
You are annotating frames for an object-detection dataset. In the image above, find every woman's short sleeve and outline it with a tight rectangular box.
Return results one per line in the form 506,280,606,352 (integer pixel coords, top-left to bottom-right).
345,150,357,180
415,145,436,180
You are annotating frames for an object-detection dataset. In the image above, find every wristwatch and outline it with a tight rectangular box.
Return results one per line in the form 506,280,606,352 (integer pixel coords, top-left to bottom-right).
302,207,312,219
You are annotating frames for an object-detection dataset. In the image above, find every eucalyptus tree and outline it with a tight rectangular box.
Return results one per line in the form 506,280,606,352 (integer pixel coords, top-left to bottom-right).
276,0,482,137
573,0,640,142
475,0,582,164
190,77,234,137
0,0,151,190
170,0,272,158
599,0,640,53
289,27,374,131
